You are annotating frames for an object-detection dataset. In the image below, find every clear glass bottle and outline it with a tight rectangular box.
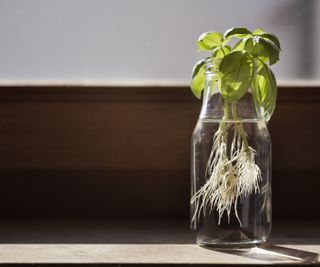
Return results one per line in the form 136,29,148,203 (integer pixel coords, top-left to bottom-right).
190,61,272,249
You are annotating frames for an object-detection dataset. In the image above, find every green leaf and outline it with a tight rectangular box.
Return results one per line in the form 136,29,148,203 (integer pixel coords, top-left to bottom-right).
191,60,206,99
212,45,231,58
224,27,252,38
244,38,267,63
255,37,280,65
197,32,223,51
192,59,205,79
261,33,281,50
218,51,253,101
222,36,232,45
243,38,254,53
253,28,265,35
232,39,248,52
197,41,210,51
252,62,277,120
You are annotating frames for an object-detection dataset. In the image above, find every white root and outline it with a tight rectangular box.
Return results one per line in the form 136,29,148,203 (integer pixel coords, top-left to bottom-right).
191,122,262,227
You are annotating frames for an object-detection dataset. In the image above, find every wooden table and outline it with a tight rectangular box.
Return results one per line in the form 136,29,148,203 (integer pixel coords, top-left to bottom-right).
0,220,318,265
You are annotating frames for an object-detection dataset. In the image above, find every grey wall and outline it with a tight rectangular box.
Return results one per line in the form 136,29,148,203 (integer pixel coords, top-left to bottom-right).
0,0,319,85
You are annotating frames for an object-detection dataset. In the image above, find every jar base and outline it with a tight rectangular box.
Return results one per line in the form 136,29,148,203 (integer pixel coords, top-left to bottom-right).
197,238,266,250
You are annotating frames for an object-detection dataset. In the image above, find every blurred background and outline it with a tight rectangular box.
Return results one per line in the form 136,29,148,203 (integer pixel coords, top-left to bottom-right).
0,0,319,85
0,0,319,237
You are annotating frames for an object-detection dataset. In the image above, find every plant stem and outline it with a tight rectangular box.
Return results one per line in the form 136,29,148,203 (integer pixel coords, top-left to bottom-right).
223,100,229,120
231,102,250,154
217,99,229,139
220,45,226,56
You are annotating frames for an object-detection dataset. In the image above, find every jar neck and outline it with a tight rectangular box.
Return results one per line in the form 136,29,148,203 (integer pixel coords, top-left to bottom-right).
200,60,219,118
199,60,259,121
200,91,261,122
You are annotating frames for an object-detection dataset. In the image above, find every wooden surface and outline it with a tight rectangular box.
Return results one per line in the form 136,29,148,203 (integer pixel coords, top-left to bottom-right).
0,244,318,265
0,220,318,265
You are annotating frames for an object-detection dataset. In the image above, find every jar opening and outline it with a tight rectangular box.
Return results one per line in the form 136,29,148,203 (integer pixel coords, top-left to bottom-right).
204,58,216,79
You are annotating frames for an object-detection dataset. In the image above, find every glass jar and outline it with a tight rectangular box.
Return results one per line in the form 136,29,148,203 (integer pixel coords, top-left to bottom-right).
190,61,272,249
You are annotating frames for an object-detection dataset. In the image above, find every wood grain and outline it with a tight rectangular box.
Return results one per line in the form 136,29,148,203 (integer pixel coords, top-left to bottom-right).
0,219,318,265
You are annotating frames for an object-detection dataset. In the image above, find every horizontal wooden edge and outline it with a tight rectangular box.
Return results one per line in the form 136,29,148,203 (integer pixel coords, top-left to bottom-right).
0,85,319,103
0,85,195,103
0,78,320,87
0,168,316,176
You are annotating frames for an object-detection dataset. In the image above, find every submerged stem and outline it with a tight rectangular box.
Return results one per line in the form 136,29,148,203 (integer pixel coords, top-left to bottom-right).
231,102,250,154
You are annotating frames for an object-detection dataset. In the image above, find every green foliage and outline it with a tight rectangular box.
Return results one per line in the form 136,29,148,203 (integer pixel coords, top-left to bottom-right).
218,51,252,101
191,59,206,98
260,33,281,50
191,27,281,120
213,45,231,59
224,27,252,38
253,28,265,35
232,39,249,52
252,61,277,120
254,37,280,65
197,32,223,51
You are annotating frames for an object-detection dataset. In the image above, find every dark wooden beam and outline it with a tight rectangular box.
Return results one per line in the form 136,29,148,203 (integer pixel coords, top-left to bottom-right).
0,85,318,219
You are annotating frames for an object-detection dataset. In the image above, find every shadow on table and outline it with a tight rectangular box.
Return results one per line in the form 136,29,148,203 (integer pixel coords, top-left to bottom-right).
216,244,319,264
0,219,196,244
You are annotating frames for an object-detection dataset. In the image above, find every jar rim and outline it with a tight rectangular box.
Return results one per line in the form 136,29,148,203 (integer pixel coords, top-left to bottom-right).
204,58,215,78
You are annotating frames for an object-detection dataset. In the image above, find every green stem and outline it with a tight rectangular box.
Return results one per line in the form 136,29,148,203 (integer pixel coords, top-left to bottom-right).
217,99,229,133
223,100,229,120
220,100,229,141
220,45,226,56
231,102,250,154
221,100,229,172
